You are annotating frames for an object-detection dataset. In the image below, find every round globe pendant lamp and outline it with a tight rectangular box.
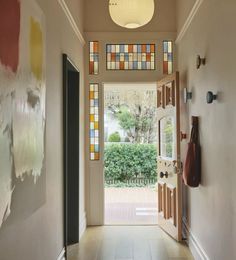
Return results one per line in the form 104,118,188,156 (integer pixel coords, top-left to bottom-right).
109,0,155,29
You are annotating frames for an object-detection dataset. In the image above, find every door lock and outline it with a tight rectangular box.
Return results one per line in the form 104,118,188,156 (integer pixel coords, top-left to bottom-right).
172,160,183,174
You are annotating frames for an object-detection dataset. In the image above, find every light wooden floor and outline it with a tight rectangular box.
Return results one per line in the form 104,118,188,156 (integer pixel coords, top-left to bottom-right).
68,226,194,260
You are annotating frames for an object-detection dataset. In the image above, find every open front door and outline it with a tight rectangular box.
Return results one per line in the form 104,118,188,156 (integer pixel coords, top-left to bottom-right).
157,72,182,241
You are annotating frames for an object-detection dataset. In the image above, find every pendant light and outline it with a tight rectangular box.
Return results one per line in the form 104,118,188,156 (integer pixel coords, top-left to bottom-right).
109,0,155,29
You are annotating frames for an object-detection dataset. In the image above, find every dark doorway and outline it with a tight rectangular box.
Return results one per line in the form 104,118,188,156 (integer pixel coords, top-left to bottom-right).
63,54,80,255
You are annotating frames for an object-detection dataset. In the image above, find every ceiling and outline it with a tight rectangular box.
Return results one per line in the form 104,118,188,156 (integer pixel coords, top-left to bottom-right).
84,0,177,33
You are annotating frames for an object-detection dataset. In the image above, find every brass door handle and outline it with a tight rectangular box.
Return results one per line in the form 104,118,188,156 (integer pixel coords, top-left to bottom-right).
160,171,168,178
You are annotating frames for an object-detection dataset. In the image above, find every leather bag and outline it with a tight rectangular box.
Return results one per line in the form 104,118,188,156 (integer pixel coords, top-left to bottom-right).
183,116,201,187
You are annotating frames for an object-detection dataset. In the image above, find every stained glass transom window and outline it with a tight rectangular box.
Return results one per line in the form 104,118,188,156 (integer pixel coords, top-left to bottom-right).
163,40,173,75
89,83,99,160
106,44,155,70
89,41,99,75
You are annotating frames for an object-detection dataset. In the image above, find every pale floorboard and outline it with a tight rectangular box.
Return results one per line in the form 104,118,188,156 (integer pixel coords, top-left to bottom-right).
68,226,194,260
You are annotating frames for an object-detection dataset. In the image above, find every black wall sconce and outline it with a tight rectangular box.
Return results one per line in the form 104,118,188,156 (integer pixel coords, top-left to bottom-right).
183,88,192,103
196,55,206,69
206,91,217,104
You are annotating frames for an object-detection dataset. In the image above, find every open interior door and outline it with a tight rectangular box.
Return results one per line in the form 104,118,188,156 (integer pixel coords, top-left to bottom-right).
157,72,182,241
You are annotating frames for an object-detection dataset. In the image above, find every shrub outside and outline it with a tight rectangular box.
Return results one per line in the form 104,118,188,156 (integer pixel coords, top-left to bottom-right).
104,143,157,182
108,132,121,142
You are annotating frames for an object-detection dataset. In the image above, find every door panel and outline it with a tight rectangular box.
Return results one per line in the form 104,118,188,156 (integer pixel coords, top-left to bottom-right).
157,72,182,241
158,181,166,218
157,85,165,108
166,184,176,226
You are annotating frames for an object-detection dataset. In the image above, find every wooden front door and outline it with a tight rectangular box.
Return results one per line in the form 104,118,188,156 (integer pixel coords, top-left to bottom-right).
157,72,182,241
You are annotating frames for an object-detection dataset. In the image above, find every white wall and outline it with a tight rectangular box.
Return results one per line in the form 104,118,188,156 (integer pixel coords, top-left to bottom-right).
0,0,85,259
177,0,236,259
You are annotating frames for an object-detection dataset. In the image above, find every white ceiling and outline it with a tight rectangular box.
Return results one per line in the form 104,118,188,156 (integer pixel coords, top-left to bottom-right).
84,0,177,33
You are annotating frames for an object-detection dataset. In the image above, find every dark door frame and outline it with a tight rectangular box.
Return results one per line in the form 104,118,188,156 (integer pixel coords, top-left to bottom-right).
63,54,80,258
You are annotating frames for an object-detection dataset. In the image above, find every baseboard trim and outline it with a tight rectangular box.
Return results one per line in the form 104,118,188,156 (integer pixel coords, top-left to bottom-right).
57,0,85,46
79,212,87,240
56,214,86,260
183,219,210,260
176,0,204,44
57,248,65,260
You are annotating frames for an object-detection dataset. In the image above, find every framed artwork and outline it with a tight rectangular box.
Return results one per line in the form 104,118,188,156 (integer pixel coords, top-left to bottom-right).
0,0,46,228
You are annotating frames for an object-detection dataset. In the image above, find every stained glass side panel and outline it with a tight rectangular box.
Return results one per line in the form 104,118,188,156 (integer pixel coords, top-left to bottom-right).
106,44,155,70
89,83,99,160
163,40,173,75
89,41,99,75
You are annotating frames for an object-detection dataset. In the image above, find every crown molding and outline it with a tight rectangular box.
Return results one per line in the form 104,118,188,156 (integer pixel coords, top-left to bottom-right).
58,0,85,46
176,0,204,44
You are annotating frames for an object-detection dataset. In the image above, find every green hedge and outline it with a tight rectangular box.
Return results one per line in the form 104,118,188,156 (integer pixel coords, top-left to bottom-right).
108,132,121,142
104,143,157,181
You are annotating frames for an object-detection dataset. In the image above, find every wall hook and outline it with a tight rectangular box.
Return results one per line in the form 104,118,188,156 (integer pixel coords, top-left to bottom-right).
196,55,206,69
206,91,217,104
180,131,187,141
183,88,192,103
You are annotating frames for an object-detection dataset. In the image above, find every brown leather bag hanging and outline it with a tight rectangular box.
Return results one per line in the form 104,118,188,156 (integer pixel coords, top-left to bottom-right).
183,116,201,187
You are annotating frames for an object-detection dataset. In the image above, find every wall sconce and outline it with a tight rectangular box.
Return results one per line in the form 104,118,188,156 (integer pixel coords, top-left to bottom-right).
196,55,206,69
206,91,217,104
183,88,192,103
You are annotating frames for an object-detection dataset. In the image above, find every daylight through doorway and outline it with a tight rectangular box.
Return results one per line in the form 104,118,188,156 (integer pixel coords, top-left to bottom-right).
104,83,158,225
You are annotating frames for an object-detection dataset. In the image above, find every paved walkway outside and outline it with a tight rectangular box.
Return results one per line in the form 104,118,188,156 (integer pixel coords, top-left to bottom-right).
105,187,158,225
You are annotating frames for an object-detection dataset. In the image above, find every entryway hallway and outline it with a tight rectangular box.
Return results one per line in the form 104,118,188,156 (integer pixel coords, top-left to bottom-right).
1,0,236,259
68,226,193,260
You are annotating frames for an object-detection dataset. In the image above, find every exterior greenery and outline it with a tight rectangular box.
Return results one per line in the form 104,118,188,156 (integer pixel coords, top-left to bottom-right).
108,131,121,142
104,143,157,182
113,105,157,143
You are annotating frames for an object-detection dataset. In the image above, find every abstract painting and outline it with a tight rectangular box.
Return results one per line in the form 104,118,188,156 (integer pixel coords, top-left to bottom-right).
0,0,46,228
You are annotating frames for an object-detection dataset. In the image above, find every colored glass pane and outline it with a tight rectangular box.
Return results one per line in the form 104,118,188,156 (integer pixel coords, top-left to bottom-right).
89,83,99,160
89,41,99,75
106,44,155,71
163,40,173,75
